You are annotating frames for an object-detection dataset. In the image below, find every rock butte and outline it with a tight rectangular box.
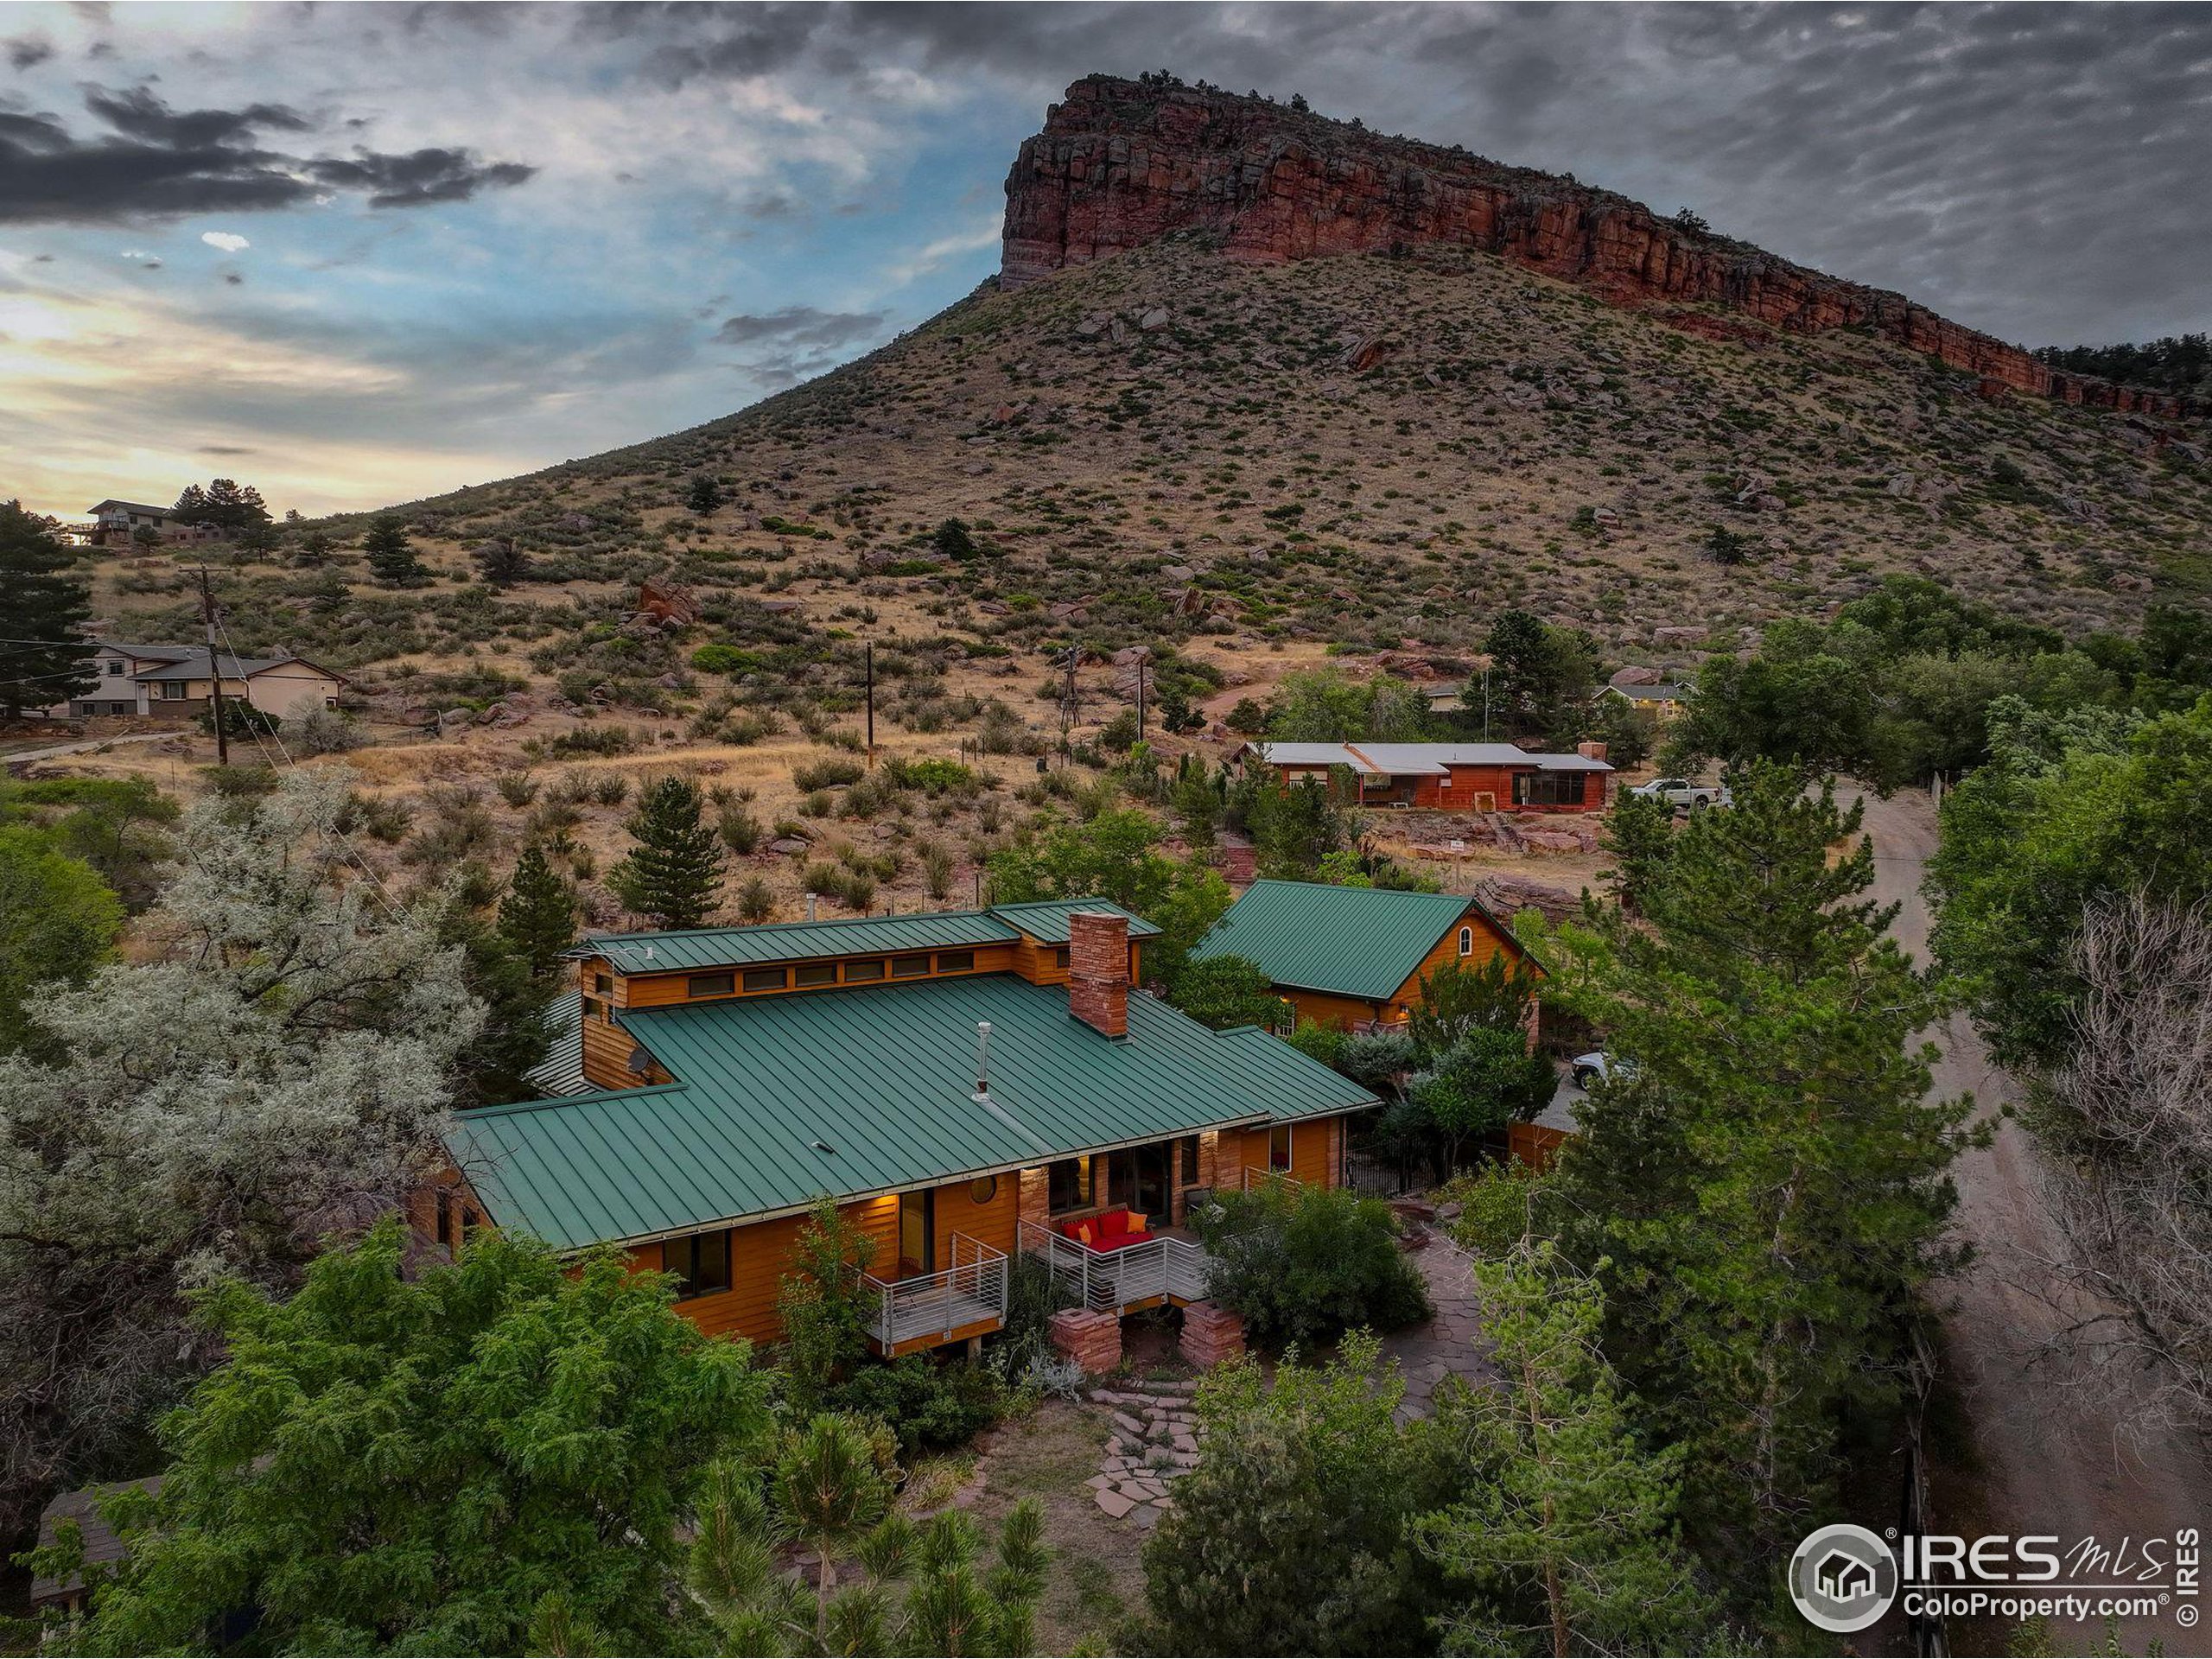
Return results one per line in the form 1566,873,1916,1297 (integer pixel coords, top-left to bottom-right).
1002,75,2205,423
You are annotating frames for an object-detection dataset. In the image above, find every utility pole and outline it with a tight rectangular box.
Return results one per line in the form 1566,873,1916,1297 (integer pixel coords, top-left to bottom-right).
864,639,875,766
1058,645,1080,751
1482,666,1491,741
1135,657,1149,742
196,565,228,766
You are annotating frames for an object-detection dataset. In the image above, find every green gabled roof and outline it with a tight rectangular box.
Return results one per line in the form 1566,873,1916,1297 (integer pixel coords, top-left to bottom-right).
569,899,1157,975
1192,879,1507,1002
984,899,1161,943
446,973,1378,1249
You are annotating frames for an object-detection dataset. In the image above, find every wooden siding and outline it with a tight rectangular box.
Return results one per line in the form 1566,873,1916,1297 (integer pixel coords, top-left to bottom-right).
580,1004,671,1090
937,1170,1020,1258
1223,1115,1347,1190
1507,1122,1573,1171
1271,902,1528,1032
622,944,1019,1008
1280,987,1387,1030
648,1195,900,1345
1259,760,1605,813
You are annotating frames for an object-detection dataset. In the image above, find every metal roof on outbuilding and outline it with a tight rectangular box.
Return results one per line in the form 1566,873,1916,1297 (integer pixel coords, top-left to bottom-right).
446,972,1377,1249
1192,878,1516,1002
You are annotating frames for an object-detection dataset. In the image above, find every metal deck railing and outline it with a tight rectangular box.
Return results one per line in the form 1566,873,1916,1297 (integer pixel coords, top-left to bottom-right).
862,1232,1007,1351
1016,1218,1212,1313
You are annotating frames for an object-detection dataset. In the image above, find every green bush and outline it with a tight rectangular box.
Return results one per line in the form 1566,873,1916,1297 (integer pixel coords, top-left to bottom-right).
690,642,762,674
792,756,866,792
884,756,982,796
1191,1182,1431,1348
829,1357,1008,1456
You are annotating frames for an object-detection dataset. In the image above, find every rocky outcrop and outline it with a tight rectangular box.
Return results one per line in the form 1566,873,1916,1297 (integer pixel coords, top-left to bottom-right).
1003,76,2205,422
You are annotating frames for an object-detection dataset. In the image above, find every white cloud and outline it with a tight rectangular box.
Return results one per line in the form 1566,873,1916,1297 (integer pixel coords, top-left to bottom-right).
200,232,251,253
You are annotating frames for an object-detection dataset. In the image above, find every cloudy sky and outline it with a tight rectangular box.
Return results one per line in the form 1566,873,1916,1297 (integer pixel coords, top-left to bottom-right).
3,3,2208,518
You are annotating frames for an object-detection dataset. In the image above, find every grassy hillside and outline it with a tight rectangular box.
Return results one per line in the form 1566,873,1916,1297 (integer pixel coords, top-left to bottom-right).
45,235,2212,925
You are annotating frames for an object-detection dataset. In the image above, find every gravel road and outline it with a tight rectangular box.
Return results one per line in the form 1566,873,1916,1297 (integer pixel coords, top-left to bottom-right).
1857,788,2207,1654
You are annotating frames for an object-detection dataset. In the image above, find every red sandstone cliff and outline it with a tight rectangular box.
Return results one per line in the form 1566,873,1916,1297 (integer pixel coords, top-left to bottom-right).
1003,76,2204,422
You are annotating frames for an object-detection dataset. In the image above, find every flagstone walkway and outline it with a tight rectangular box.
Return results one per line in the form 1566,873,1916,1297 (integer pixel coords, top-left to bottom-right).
1381,1232,1498,1421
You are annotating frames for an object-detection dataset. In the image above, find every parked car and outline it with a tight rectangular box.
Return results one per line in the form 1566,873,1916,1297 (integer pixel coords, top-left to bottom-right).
1571,1051,1639,1090
1630,777,1732,810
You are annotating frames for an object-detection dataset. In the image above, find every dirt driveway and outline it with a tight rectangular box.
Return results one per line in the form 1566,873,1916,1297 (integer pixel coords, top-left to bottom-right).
1855,789,2208,1653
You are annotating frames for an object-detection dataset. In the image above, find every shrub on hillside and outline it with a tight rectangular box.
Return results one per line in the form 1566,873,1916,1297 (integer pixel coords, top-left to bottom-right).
1191,1181,1431,1348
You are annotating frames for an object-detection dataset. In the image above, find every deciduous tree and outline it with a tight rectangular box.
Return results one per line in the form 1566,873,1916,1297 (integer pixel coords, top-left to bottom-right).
38,1218,769,1655
0,767,485,1539
0,826,122,1054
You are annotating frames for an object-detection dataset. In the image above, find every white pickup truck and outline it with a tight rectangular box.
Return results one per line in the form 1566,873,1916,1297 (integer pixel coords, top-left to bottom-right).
1630,776,1732,810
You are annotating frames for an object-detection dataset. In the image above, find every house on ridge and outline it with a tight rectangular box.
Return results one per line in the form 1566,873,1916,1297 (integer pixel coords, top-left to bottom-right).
1235,740,1614,811
428,899,1380,1357
1192,878,1539,1034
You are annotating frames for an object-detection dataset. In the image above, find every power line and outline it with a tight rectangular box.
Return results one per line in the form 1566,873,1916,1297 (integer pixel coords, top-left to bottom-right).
209,601,410,925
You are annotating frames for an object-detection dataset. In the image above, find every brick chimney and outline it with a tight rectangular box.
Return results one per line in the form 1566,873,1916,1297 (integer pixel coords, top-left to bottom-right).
1575,740,1608,761
1067,911,1128,1039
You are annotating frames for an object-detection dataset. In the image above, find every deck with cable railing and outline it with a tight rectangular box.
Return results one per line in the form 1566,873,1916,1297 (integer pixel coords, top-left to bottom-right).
1016,1217,1215,1315
862,1232,1007,1357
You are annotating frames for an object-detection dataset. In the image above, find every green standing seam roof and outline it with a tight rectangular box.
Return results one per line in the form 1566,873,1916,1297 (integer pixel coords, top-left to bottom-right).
1191,879,1507,1002
446,972,1378,1250
981,899,1161,944
569,898,1157,974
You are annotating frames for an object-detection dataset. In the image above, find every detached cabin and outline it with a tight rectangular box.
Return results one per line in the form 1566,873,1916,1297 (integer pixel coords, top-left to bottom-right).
1192,878,1537,1033
1238,741,1613,812
430,900,1378,1357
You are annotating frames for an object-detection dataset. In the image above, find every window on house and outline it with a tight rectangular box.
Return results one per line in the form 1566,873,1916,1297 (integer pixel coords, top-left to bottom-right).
689,972,736,998
435,1188,453,1249
1178,1135,1199,1185
1048,1157,1093,1214
1459,925,1474,956
105,660,122,677
594,972,613,995
581,995,606,1024
891,954,931,978
1268,1126,1294,1172
1052,946,1071,970
935,950,975,974
741,968,786,994
794,962,837,988
843,958,886,982
1512,770,1588,807
664,1229,731,1300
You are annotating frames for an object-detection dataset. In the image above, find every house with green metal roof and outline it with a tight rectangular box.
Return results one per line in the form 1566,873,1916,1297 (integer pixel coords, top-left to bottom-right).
1191,878,1535,1032
428,899,1376,1357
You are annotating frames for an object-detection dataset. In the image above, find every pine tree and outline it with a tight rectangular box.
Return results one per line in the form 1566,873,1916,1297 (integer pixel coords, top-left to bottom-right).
473,537,531,587
0,501,96,718
610,776,723,928
499,841,578,976
1417,1240,1713,1657
685,474,724,516
363,515,429,587
931,517,976,561
1549,760,1976,1560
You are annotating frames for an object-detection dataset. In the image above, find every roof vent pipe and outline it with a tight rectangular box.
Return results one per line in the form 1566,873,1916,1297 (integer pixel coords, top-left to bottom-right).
804,892,817,922
973,1020,992,1100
